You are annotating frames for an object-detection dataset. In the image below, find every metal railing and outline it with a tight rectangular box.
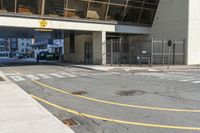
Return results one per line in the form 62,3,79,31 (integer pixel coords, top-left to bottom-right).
106,37,185,66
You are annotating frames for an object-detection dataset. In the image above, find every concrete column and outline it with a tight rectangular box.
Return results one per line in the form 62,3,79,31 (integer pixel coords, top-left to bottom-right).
63,31,69,61
92,31,106,65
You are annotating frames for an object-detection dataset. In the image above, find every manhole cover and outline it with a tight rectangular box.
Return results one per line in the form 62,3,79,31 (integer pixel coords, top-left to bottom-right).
0,77,5,81
71,91,87,95
117,90,145,96
63,119,79,127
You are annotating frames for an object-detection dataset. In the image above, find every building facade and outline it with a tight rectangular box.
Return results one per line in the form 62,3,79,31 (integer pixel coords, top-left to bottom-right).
0,0,199,65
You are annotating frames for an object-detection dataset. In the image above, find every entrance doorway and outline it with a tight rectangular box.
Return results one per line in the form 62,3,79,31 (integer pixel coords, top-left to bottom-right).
84,42,93,64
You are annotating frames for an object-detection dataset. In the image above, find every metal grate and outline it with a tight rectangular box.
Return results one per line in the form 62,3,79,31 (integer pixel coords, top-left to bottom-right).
62,119,79,127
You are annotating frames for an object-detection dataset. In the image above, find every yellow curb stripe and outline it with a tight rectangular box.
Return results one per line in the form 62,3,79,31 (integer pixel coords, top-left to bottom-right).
31,94,200,131
33,80,200,113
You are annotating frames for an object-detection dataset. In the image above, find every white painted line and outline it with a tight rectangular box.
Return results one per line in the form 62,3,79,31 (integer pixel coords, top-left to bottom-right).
38,74,52,79
10,76,25,82
178,78,196,82
192,81,200,84
50,73,66,78
26,75,40,80
60,73,77,78
4,73,19,76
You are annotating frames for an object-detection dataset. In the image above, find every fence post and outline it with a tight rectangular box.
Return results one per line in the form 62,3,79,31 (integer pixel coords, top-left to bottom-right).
162,38,165,66
183,39,186,65
119,37,122,67
173,39,176,65
129,38,132,67
111,39,113,66
150,37,154,67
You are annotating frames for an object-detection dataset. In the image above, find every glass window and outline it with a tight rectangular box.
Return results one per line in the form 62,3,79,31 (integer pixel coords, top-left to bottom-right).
0,0,15,13
90,0,109,2
66,0,88,18
45,0,65,17
110,0,126,5
128,0,143,8
87,2,107,20
17,0,42,15
107,5,124,21
139,9,156,24
145,0,159,4
123,6,141,24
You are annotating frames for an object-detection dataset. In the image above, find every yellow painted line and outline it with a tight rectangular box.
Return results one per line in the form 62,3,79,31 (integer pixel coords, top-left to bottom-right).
2,62,200,113
31,94,200,131
33,80,200,113
0,63,22,75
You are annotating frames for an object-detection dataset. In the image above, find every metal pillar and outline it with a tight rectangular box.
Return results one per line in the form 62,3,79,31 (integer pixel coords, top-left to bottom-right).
150,37,154,67
111,39,113,66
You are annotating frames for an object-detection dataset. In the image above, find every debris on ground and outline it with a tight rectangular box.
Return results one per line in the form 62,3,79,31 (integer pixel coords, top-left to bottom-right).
117,90,145,96
71,91,87,95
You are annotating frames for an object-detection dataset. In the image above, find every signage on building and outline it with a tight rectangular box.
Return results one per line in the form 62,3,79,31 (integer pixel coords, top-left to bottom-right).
39,19,48,28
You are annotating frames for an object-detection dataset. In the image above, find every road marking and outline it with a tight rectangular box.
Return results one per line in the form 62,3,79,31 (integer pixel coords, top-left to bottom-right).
2,64,200,113
0,63,22,75
38,74,52,79
26,75,40,80
50,73,66,78
192,81,200,84
33,80,200,113
31,94,200,131
4,73,19,76
10,76,25,82
60,72,77,77
179,78,196,82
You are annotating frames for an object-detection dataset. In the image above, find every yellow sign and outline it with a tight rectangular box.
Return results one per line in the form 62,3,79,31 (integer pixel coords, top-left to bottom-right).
39,19,48,28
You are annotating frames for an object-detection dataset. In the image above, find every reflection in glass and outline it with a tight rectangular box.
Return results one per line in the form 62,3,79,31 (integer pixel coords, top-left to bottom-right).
87,2,107,20
139,9,155,24
45,0,65,17
110,0,126,4
124,7,141,24
17,0,42,15
0,0,15,13
107,5,124,21
66,0,88,18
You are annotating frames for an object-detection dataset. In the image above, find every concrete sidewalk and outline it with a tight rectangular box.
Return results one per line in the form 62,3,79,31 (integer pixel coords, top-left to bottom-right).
0,71,75,133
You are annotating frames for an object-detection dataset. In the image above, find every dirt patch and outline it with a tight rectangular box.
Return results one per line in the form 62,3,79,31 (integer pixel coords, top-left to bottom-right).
117,90,145,96
62,118,79,127
0,77,5,81
71,91,87,95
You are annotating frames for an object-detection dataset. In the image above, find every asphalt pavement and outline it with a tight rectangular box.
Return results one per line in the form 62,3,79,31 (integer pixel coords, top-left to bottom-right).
1,58,200,133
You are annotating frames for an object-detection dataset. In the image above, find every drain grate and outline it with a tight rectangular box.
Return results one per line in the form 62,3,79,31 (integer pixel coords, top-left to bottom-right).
63,119,79,127
0,77,5,81
71,91,87,95
117,90,145,96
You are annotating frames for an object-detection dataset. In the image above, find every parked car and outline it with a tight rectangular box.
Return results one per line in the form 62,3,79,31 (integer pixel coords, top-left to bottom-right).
37,51,59,61
16,52,25,59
